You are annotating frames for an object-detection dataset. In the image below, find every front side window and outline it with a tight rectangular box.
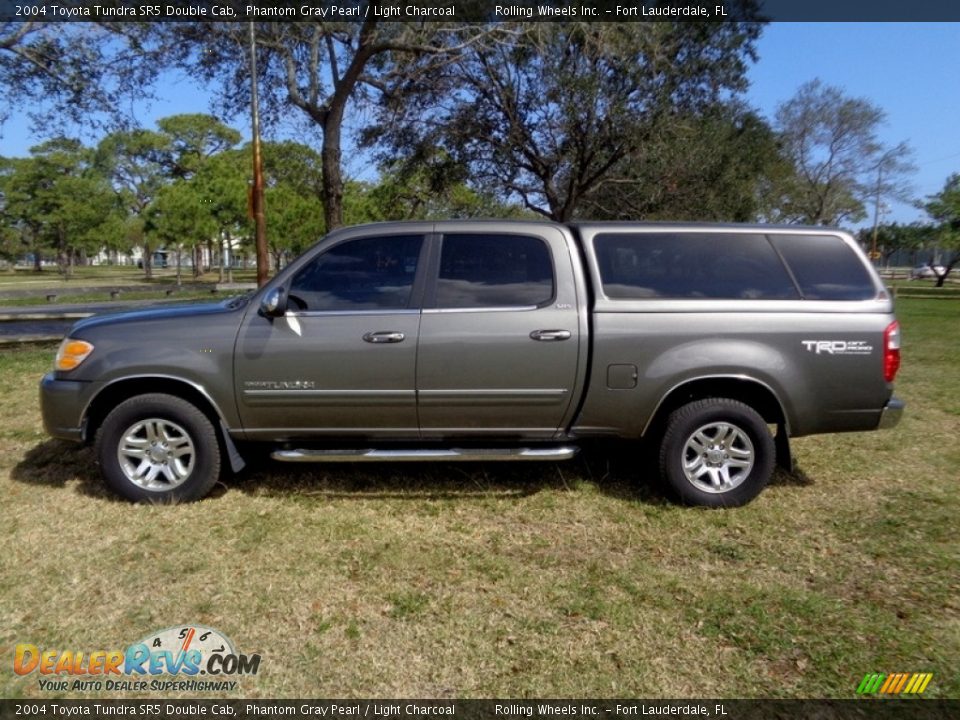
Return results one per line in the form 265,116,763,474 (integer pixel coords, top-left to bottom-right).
288,235,424,311
594,232,799,300
435,234,554,308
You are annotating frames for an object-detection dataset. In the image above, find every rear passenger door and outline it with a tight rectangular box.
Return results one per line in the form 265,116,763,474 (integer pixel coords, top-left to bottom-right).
416,228,581,439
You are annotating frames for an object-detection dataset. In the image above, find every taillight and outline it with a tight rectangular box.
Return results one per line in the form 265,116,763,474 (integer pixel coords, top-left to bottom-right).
883,321,900,382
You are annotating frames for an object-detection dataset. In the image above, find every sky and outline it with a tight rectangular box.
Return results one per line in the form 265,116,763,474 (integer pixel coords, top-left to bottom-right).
746,22,960,227
2,21,959,230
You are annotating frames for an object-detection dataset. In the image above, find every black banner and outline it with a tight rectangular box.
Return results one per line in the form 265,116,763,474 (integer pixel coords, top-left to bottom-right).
2,700,960,720
2,0,960,23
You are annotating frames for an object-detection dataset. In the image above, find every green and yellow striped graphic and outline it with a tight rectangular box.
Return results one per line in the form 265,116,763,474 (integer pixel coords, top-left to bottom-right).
857,672,933,695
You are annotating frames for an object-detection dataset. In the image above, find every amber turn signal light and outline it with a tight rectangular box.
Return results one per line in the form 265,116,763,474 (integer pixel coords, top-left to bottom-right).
55,339,94,371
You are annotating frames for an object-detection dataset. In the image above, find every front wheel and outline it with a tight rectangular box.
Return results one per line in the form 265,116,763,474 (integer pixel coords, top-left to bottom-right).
658,399,774,507
96,393,221,503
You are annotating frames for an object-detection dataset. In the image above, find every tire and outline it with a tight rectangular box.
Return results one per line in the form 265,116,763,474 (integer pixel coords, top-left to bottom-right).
658,398,774,508
95,393,221,503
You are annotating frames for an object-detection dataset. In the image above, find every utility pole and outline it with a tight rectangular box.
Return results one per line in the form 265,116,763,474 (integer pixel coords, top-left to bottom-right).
248,21,269,287
870,161,884,265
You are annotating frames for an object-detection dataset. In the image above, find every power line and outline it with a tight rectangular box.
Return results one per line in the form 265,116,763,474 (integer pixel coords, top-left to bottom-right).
916,150,960,167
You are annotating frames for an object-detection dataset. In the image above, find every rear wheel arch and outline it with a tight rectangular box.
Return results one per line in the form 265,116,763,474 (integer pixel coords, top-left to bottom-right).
643,376,789,440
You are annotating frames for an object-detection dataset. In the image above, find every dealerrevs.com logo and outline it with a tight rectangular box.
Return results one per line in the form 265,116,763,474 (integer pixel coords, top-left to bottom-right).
14,625,261,693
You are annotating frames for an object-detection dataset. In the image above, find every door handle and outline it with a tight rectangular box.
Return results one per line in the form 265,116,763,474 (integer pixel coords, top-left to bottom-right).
530,329,572,342
363,331,405,344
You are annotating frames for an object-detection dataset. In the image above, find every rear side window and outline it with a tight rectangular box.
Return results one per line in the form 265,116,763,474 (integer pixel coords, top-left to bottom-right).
435,234,554,308
770,235,877,300
593,233,799,300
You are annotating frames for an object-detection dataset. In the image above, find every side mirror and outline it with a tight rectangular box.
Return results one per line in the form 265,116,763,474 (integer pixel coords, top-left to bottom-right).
259,287,287,318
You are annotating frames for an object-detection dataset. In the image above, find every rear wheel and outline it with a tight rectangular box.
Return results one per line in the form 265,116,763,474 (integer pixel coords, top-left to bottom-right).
658,398,774,507
96,393,221,503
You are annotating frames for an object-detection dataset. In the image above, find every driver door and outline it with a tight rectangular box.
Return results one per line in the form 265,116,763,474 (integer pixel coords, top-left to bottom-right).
234,233,427,440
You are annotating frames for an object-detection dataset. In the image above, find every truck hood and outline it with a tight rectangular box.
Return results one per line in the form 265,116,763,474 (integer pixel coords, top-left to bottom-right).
69,298,247,334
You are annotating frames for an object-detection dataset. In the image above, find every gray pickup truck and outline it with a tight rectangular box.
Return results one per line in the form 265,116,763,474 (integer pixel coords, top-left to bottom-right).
40,221,903,506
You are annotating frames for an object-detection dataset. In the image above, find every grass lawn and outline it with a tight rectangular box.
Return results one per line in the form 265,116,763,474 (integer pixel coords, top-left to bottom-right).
0,299,957,699
0,266,259,290
0,290,223,308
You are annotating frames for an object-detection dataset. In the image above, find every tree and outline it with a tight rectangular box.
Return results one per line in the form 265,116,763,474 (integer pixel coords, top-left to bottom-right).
192,149,250,282
0,156,45,269
769,79,915,226
258,142,327,268
96,129,170,278
0,22,159,129
263,184,326,271
96,115,240,277
145,180,216,285
373,20,765,222
0,139,119,277
577,105,782,221
923,173,960,286
365,150,531,221
155,18,487,231
155,114,242,180
856,222,931,269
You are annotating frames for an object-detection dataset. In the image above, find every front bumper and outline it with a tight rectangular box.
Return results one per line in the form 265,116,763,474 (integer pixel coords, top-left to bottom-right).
40,372,90,442
877,396,905,430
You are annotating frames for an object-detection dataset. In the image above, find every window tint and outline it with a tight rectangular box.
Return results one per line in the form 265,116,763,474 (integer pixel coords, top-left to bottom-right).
594,233,799,300
435,234,554,308
289,235,423,311
769,235,876,300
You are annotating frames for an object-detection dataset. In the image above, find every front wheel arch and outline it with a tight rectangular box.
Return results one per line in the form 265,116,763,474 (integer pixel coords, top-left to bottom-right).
83,376,230,444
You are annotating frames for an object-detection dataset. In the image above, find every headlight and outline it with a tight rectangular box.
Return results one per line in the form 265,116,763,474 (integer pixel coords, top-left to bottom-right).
55,339,95,371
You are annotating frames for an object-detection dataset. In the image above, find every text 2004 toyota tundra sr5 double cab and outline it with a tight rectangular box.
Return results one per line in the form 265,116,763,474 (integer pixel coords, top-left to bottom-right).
40,221,904,507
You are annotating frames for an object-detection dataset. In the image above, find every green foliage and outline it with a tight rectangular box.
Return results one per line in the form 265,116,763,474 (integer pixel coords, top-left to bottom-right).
857,222,935,266
153,22,484,230
94,115,243,276
155,114,242,180
922,173,960,284
0,138,120,276
263,183,325,264
144,178,215,281
256,141,328,264
364,152,531,222
375,20,765,221
579,106,781,221
925,173,960,231
192,149,249,236
259,141,324,199
0,23,159,129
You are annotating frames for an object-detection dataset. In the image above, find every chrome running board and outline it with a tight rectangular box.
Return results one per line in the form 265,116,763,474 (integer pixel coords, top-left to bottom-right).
271,446,578,463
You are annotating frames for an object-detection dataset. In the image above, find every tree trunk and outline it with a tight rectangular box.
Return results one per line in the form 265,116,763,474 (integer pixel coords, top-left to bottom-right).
143,242,153,280
322,113,344,231
176,246,182,286
225,230,234,283
218,233,225,284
